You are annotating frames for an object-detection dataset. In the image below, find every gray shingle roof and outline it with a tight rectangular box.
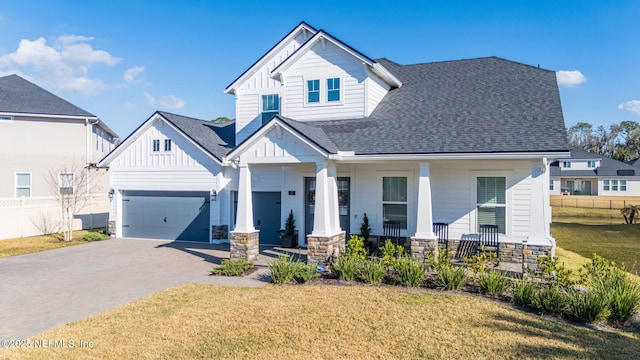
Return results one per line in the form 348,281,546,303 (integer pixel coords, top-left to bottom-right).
159,111,235,161
550,149,638,177
292,57,568,155
277,116,339,153
0,74,95,117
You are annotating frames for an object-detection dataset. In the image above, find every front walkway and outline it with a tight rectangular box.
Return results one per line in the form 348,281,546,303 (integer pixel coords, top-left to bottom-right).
0,238,300,340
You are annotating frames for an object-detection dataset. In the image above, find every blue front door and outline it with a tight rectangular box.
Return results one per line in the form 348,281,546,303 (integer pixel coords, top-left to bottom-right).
252,192,282,245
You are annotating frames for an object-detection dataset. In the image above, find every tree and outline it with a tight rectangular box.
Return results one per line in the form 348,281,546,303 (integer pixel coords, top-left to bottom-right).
46,164,95,241
621,205,639,225
211,116,232,124
566,121,640,161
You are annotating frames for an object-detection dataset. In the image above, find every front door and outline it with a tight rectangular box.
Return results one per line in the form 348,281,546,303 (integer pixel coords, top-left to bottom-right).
252,192,281,245
305,177,350,237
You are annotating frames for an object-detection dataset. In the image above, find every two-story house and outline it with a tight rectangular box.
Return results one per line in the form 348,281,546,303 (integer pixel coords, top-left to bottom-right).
0,74,119,239
550,149,640,196
100,22,569,265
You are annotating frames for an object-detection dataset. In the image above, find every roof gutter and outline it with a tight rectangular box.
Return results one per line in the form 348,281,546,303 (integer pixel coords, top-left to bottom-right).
328,151,571,162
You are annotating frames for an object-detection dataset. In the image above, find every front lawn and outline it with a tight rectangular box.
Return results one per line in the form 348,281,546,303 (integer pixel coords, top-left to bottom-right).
552,223,640,275
3,284,639,359
0,229,108,258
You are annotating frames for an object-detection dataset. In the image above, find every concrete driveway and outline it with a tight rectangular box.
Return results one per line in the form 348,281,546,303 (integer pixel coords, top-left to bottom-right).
0,238,277,340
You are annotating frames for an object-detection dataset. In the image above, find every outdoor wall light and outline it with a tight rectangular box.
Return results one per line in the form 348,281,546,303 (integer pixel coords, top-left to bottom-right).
211,189,217,201
108,188,115,201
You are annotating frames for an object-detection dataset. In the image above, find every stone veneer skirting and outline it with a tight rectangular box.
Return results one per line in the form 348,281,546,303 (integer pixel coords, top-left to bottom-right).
439,239,553,272
307,232,346,265
230,231,259,262
411,237,439,259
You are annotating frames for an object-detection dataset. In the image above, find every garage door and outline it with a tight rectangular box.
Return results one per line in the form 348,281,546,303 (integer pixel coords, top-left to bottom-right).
122,191,210,242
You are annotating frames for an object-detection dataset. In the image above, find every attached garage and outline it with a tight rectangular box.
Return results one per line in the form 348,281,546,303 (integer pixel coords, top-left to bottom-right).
122,191,210,242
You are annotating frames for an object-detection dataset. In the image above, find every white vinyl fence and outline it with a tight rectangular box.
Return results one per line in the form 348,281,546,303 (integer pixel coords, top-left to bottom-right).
0,194,109,240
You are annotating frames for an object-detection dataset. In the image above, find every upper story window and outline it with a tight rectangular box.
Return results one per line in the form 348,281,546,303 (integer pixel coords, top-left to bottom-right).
307,80,320,103
164,139,172,152
562,161,571,168
327,78,341,101
152,139,160,152
16,172,31,197
261,94,280,124
59,173,75,195
587,160,597,168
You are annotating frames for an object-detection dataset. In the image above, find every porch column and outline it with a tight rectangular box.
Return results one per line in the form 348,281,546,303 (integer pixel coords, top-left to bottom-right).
307,160,346,265
411,162,438,259
230,163,259,262
528,160,554,247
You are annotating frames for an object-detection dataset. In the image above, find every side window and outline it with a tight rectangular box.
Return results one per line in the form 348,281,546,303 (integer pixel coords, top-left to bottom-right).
307,80,320,103
16,173,31,197
152,139,160,152
59,173,75,195
261,94,280,124
327,78,340,102
477,177,506,234
164,139,172,152
382,177,407,229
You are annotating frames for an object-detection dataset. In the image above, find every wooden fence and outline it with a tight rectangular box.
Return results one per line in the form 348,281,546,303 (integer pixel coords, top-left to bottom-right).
550,196,640,209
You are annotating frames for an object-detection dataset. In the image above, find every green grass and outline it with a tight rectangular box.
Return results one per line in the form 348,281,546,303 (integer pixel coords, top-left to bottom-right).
0,229,107,258
2,284,638,359
553,207,622,225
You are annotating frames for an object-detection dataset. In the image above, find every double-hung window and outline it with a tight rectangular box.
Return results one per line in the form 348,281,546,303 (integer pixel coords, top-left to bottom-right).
562,161,571,169
164,139,172,152
59,173,75,195
16,173,31,197
382,177,407,229
327,78,340,102
261,94,279,124
307,80,320,103
604,179,626,192
620,180,627,191
477,177,506,234
152,139,160,152
587,160,597,168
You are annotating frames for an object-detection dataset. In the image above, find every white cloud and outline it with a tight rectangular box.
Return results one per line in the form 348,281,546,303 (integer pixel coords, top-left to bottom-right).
124,66,145,84
556,70,587,87
618,100,640,116
143,92,186,110
0,35,121,95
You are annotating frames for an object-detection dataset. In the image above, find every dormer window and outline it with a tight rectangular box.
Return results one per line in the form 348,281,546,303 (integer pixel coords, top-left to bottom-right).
327,78,340,101
307,80,320,103
261,94,280,124
587,160,596,168
562,161,571,168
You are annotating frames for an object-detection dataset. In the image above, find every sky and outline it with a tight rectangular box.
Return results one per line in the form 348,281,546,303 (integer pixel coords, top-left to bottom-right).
0,1,638,138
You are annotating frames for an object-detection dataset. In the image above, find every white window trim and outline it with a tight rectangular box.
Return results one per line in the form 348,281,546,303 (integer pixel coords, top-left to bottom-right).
15,172,32,197
587,160,597,168
305,79,321,104
378,171,414,235
470,171,512,236
260,93,281,123
303,76,344,107
603,178,627,192
151,137,173,154
562,161,571,169
58,172,75,195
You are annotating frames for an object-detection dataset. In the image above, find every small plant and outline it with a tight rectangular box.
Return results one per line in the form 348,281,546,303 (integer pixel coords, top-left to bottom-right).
268,255,301,284
83,231,110,241
533,286,567,316
607,271,640,323
393,256,426,287
463,246,499,278
332,253,364,281
293,263,320,283
345,235,367,260
566,289,610,323
359,213,372,241
620,204,639,224
284,210,296,236
533,256,574,288
361,258,387,284
477,270,508,296
511,279,537,306
437,265,467,291
212,259,254,276
380,239,404,268
425,248,452,272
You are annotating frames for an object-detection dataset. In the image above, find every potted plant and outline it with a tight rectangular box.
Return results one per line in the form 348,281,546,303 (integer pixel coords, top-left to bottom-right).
280,210,298,247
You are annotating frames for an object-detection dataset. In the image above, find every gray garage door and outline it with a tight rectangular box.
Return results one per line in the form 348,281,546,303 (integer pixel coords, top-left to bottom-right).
122,191,210,242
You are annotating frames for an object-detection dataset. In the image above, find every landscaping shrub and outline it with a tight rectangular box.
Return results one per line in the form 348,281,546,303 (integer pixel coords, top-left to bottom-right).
566,289,610,323
345,235,367,260
293,263,320,283
393,256,426,287
268,255,301,284
511,279,537,306
607,272,640,323
477,270,508,296
425,248,452,272
211,259,254,276
83,232,110,241
361,258,386,284
437,265,467,291
332,253,364,281
533,256,574,288
463,246,499,278
533,286,567,315
380,239,404,268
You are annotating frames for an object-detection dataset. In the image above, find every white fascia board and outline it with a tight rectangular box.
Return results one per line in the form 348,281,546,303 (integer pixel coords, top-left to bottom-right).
224,118,329,164
98,112,221,167
224,23,317,95
0,111,98,121
331,151,571,162
95,120,119,139
270,31,375,80
371,63,402,88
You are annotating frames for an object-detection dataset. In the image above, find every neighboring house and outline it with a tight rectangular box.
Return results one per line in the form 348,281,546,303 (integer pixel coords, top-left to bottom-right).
99,22,569,266
0,74,119,239
549,149,640,196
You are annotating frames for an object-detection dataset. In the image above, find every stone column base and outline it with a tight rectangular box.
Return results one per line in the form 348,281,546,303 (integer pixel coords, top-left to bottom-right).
411,237,438,260
307,232,346,265
230,231,260,262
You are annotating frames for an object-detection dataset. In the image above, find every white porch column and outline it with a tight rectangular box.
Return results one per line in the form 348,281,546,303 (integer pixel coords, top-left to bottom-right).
312,161,332,237
234,163,255,232
529,160,553,245
413,162,436,239
327,161,341,234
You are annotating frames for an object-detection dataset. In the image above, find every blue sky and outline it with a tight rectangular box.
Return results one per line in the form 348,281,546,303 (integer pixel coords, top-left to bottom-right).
1,1,638,138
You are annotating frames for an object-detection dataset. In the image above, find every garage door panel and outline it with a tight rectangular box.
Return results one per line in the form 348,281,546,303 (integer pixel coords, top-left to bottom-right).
122,191,210,242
